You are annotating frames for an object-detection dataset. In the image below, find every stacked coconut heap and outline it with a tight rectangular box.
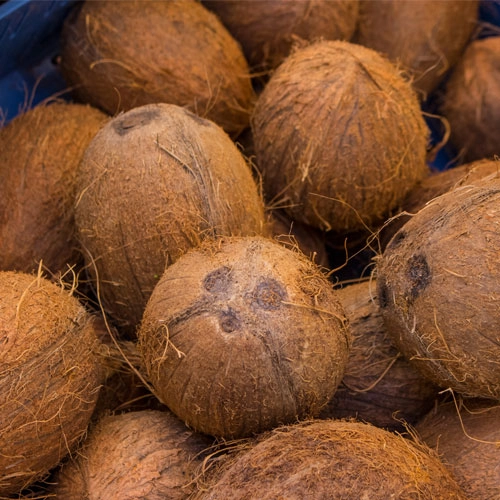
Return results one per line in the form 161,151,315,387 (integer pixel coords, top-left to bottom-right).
1,0,499,498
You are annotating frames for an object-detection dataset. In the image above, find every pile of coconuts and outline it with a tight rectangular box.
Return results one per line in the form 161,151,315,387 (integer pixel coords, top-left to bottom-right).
2,0,500,497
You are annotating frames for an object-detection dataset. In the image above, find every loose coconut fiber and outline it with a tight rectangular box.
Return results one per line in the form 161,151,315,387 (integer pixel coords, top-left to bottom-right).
377,175,500,399
355,0,479,98
60,0,254,137
320,279,438,431
194,419,467,499
75,103,266,335
416,398,500,500
138,236,350,439
0,271,103,496
53,410,213,500
251,40,429,233
0,102,107,275
441,36,500,162
203,0,359,73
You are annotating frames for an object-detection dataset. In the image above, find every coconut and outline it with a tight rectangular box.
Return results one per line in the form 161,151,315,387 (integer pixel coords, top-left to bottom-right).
441,36,500,162
0,102,107,276
251,40,429,233
75,103,266,335
138,236,350,439
416,398,500,500
203,0,359,74
0,270,103,496
320,279,438,431
194,419,467,499
354,0,479,99
60,0,254,137
52,410,214,500
380,158,500,249
376,174,500,399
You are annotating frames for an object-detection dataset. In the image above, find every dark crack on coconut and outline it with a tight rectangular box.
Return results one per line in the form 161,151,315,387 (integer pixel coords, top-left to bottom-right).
407,254,431,300
113,108,161,135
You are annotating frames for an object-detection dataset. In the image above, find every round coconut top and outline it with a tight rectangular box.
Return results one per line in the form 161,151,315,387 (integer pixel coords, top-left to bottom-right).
138,235,351,439
0,101,108,275
320,279,438,431
0,270,103,496
416,398,500,500
441,36,500,163
60,0,254,137
376,174,500,398
75,103,266,335
194,419,467,499
354,0,479,99
380,159,500,248
203,0,359,73
53,410,213,500
251,40,429,233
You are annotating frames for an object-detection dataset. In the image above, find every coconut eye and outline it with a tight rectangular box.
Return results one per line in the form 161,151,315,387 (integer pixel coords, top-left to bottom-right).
219,308,241,333
203,266,232,293
251,278,286,310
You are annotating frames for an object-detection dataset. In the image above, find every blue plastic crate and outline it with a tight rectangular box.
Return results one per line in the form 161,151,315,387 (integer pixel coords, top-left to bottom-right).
0,0,78,123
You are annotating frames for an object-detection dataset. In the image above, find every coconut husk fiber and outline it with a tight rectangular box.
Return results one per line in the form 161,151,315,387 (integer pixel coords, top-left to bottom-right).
193,419,467,499
75,103,266,336
203,0,359,75
60,0,254,137
0,270,104,497
138,236,351,439
52,410,214,500
416,398,500,500
441,36,500,162
251,40,430,233
320,279,438,431
0,102,108,276
377,174,500,399
354,0,479,99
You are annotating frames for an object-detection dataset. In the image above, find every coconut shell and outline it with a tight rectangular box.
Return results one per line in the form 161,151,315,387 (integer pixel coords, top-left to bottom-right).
380,158,500,249
60,0,254,137
441,36,500,162
75,103,266,335
320,279,438,430
138,236,351,439
203,0,359,74
416,398,500,500
376,174,500,399
53,410,214,500
0,102,107,276
194,419,467,499
0,271,103,496
251,40,429,233
354,0,479,98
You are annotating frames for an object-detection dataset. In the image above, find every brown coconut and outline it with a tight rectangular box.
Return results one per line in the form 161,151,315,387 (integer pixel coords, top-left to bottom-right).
354,0,479,99
0,102,107,276
320,279,438,431
60,0,254,137
194,419,467,499
75,103,266,335
203,0,359,74
138,236,351,439
52,410,214,500
251,40,430,233
0,271,103,496
380,158,500,249
416,398,500,500
441,36,500,162
376,174,500,399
